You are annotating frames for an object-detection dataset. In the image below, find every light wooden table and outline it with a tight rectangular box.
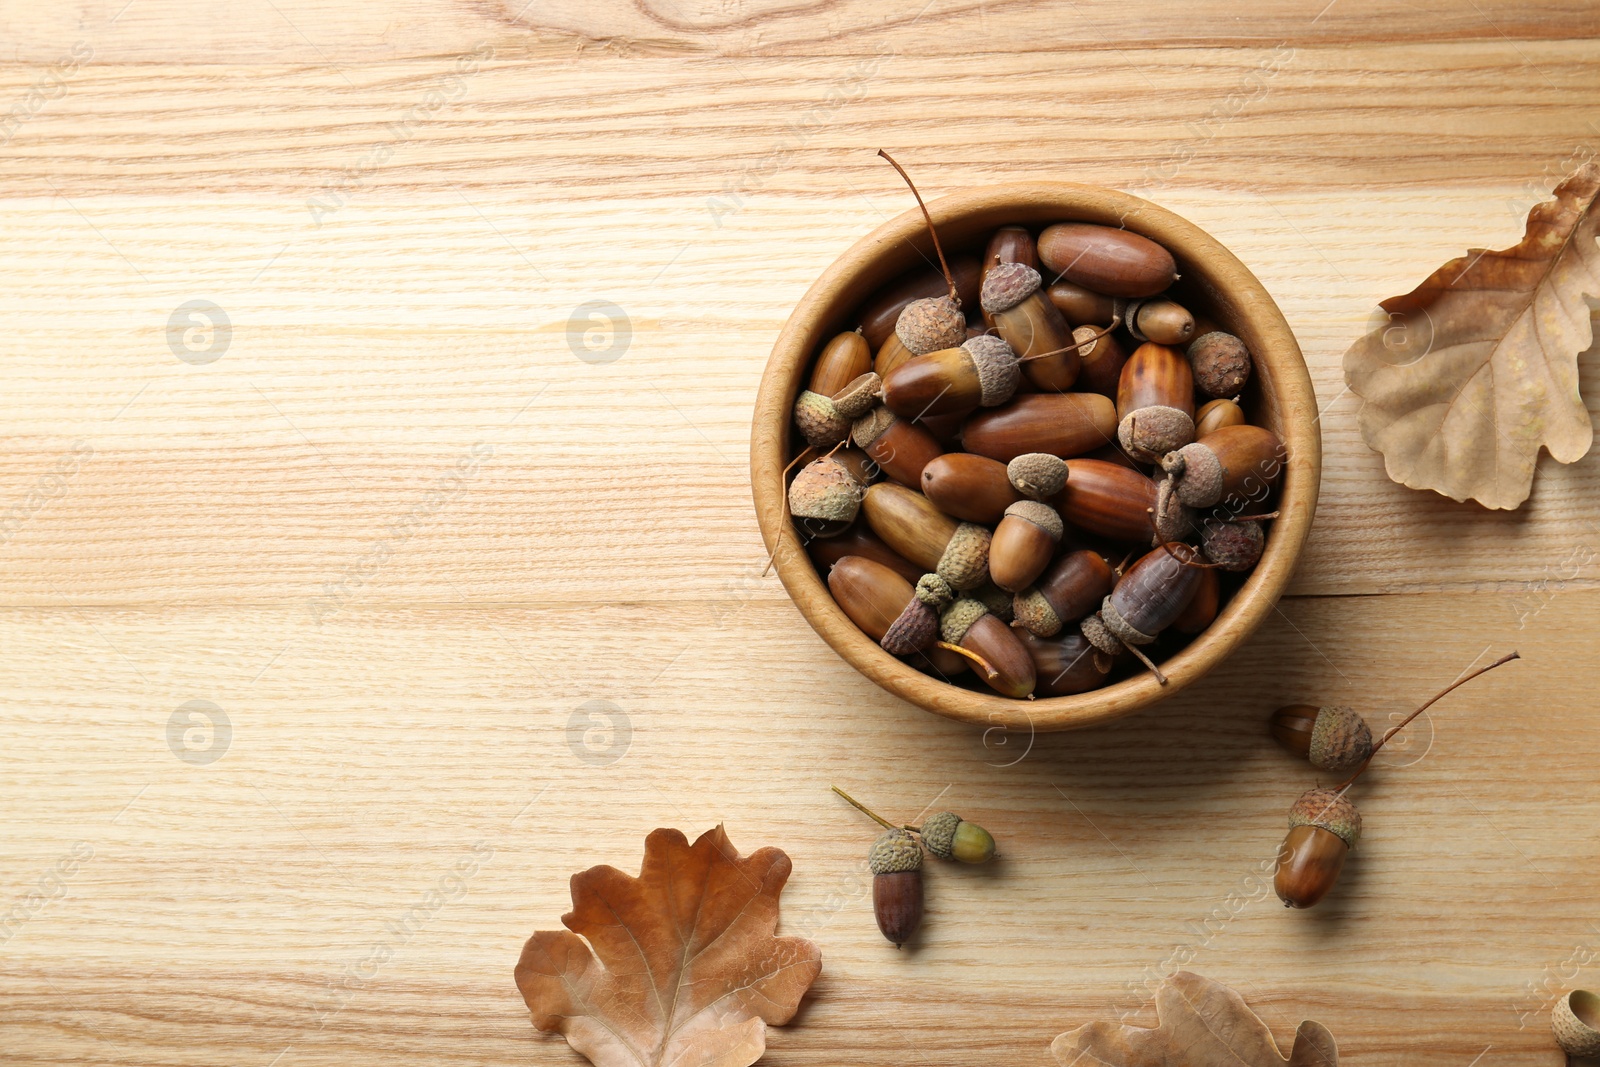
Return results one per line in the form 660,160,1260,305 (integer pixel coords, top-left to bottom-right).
2,3,1598,1065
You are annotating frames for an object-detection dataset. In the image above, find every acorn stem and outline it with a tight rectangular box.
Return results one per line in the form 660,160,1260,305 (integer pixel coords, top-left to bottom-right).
1335,650,1520,789
1015,320,1119,364
1225,511,1281,523
936,640,999,679
831,785,898,831
1123,641,1168,684
877,149,958,308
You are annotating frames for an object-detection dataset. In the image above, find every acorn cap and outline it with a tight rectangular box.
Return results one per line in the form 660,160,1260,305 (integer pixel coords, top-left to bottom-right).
980,262,1042,315
1118,405,1195,461
1309,706,1373,773
1188,331,1252,399
794,390,851,448
1079,611,1122,655
962,334,1021,407
832,372,882,419
851,406,896,449
1552,990,1600,1058
939,597,988,644
788,457,862,524
868,828,924,874
1289,787,1362,848
936,522,991,590
882,597,938,655
920,811,961,860
1201,518,1264,572
1004,500,1064,541
1008,453,1068,499
971,581,1013,623
1152,481,1195,545
1161,441,1224,507
914,573,954,609
1012,586,1062,637
1100,594,1157,647
896,296,967,356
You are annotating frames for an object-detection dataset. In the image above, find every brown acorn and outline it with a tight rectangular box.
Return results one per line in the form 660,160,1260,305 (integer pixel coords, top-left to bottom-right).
982,263,1077,392
1274,787,1361,909
861,482,990,590
980,226,1038,319
1071,325,1128,398
788,452,869,537
1270,704,1374,773
1079,542,1208,683
1012,549,1116,637
1195,396,1246,437
1170,565,1219,634
882,335,1021,419
961,393,1117,464
807,524,923,584
1200,517,1265,572
1059,459,1192,546
1037,223,1178,298
989,500,1063,593
939,598,1035,698
868,828,924,946
920,452,1021,525
810,330,873,396
1016,630,1114,696
851,406,944,488
1160,424,1285,509
1044,280,1120,326
858,256,982,349
1187,330,1252,398
827,556,954,659
1125,297,1196,346
1116,342,1196,462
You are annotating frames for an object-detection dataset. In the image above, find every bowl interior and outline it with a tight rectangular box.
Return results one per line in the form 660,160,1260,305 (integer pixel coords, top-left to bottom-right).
752,182,1320,731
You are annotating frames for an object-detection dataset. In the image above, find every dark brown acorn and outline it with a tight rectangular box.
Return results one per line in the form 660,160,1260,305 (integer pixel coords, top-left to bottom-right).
1170,564,1219,634
1037,223,1178,298
980,226,1038,324
851,407,944,488
939,598,1035,698
920,452,1021,525
858,256,982,350
1016,630,1114,696
989,501,1063,593
1161,424,1286,509
807,524,923,584
869,828,924,946
1116,342,1196,462
1200,517,1265,572
1079,542,1208,683
882,335,1020,419
1188,330,1253,398
1012,549,1117,637
1072,325,1128,398
961,393,1118,464
982,263,1077,392
1270,704,1374,773
826,556,955,658
1274,788,1361,909
1058,459,1191,546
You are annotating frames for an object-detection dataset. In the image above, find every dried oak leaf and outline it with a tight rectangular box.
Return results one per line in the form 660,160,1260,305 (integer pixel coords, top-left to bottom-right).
514,825,821,1067
1343,163,1600,509
1052,971,1338,1067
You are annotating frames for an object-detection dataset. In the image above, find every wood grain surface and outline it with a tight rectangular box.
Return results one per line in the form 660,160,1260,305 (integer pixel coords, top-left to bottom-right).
2,3,1598,1065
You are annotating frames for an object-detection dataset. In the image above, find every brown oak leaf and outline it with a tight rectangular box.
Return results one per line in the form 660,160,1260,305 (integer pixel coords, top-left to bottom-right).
1052,971,1338,1067
514,825,821,1067
1343,163,1600,509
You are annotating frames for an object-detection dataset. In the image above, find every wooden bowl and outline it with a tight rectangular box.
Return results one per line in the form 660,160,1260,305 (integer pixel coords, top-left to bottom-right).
751,183,1321,732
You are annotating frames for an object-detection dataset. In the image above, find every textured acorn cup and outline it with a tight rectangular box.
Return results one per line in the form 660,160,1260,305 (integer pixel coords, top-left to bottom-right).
1188,330,1252,398
1552,989,1600,1058
921,452,1021,525
1013,548,1116,637
989,500,1064,593
1126,298,1196,346
859,256,982,349
1271,704,1374,773
883,334,1021,419
1116,342,1196,462
1018,630,1114,695
868,828,924,946
810,330,873,396
793,390,851,448
961,393,1118,464
852,406,944,488
920,810,996,864
896,295,968,356
1060,459,1191,546
1201,518,1265,572
831,372,882,419
1161,423,1285,508
1007,452,1068,500
940,598,1036,698
789,455,865,535
1037,222,1179,298
983,263,1077,391
1275,787,1362,909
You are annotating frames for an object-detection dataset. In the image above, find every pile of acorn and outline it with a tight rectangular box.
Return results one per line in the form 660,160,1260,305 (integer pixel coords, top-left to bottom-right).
786,157,1286,700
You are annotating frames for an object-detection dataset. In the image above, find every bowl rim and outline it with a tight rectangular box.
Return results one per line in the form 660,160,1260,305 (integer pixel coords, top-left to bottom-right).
751,181,1322,732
